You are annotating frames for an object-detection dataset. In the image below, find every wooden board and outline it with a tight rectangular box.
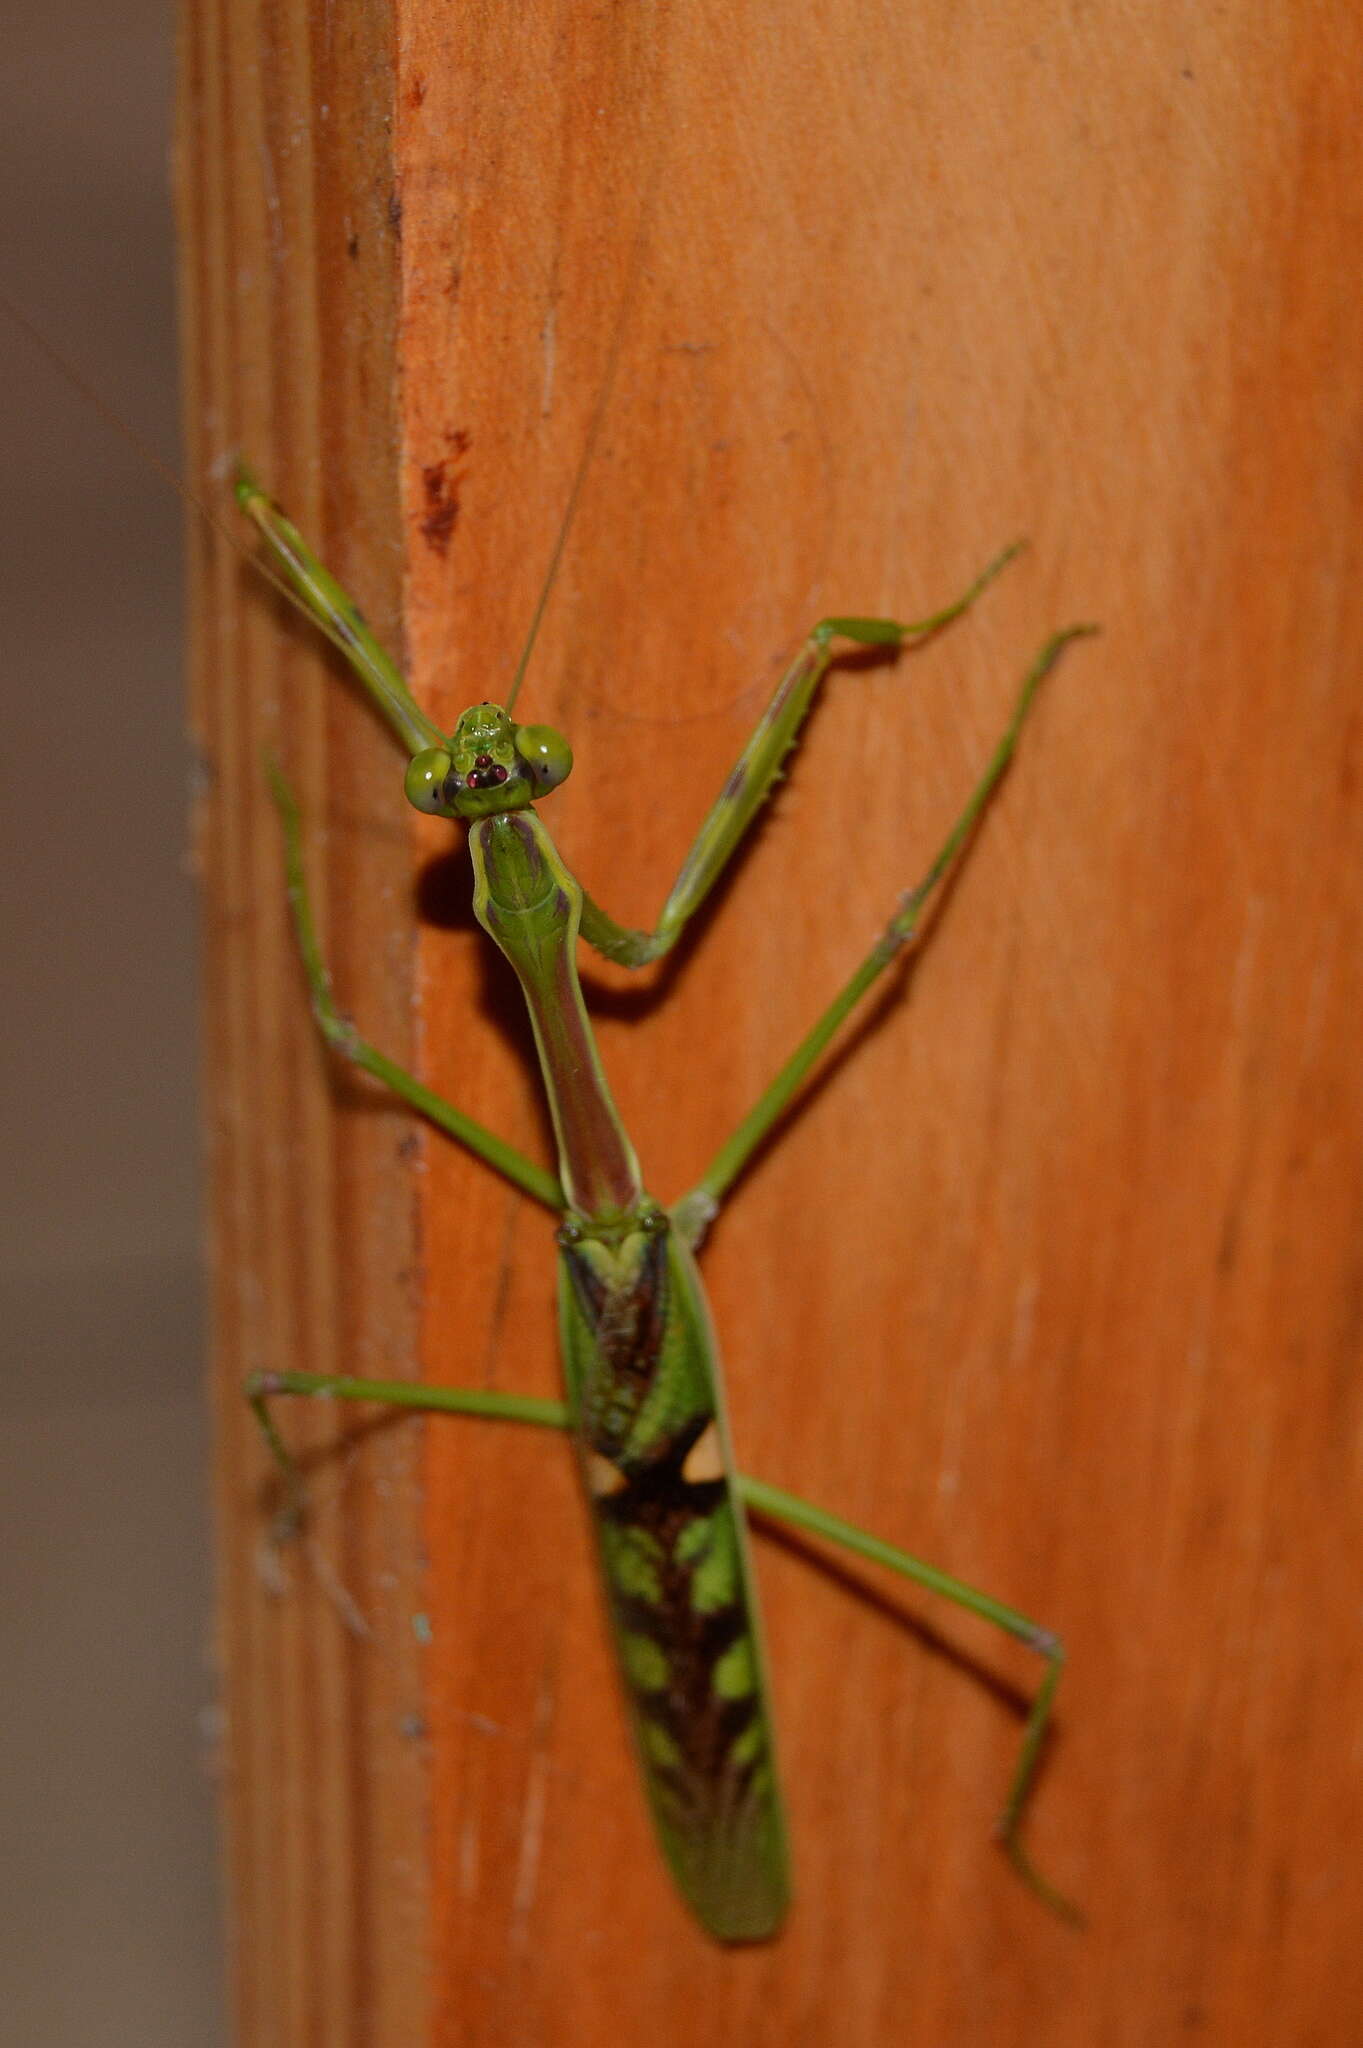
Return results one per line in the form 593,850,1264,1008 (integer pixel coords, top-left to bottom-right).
183,3,1363,2041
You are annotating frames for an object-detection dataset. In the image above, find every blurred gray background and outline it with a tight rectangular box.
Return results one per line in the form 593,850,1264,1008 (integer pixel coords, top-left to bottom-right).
1,8,224,2041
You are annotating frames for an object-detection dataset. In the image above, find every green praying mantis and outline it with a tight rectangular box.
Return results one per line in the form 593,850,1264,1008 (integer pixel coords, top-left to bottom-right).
239,465,1095,1942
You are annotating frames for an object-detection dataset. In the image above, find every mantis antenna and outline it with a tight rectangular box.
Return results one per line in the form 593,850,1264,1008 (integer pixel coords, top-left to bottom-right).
504,205,654,714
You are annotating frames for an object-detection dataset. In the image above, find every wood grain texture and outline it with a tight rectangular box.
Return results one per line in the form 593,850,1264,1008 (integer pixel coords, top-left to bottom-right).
184,3,1363,2042
179,1,426,2039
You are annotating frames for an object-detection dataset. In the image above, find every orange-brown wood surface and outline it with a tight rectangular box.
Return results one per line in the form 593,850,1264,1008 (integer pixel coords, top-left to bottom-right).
183,4,1363,2042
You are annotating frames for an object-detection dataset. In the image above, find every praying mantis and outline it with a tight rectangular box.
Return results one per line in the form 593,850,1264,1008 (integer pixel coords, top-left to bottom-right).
239,466,1094,1942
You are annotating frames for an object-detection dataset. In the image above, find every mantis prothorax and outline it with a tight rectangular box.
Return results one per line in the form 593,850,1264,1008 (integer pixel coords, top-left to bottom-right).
240,466,1094,1941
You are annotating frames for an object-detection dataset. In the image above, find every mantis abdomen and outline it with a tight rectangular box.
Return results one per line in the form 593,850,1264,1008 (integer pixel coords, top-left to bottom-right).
559,1223,789,1940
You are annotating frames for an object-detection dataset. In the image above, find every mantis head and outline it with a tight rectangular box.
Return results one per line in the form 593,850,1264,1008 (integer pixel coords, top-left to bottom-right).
233,472,574,823
404,702,573,820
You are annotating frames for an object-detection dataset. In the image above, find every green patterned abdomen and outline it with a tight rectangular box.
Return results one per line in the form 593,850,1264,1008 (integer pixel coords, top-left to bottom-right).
557,1220,789,1941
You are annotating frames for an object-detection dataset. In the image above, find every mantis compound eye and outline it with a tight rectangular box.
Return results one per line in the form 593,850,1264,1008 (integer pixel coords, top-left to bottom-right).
515,723,573,792
405,747,454,813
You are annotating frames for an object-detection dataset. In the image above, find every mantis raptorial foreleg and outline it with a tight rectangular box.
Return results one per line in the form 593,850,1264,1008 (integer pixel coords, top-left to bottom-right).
578,543,1024,967
673,622,1096,1235
270,609,1094,1239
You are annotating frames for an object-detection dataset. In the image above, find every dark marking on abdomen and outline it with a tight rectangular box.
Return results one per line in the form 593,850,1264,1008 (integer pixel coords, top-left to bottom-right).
598,1415,765,1815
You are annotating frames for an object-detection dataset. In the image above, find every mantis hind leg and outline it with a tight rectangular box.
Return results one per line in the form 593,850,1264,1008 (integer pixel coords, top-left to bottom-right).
737,1474,1076,1923
247,1369,1074,1917
247,1366,569,1532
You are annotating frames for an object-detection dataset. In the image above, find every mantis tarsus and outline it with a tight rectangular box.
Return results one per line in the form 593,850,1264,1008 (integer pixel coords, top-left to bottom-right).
240,466,1094,1941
